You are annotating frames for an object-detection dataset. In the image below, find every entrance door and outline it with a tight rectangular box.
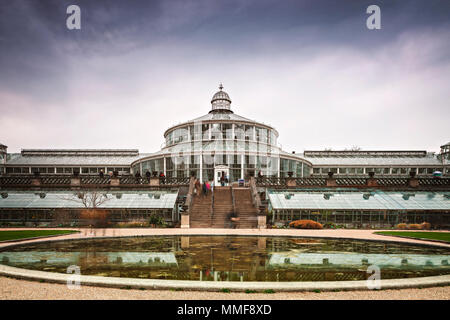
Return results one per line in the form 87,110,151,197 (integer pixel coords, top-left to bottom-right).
214,165,230,186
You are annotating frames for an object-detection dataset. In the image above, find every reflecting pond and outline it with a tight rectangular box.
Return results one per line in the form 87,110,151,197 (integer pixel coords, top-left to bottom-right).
1,236,449,281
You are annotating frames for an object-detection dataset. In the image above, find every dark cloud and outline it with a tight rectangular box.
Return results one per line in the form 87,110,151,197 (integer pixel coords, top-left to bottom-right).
0,0,449,152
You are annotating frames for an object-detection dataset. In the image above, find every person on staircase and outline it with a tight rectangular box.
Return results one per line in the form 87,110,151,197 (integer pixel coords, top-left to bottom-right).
202,181,207,196
195,179,201,196
220,172,225,186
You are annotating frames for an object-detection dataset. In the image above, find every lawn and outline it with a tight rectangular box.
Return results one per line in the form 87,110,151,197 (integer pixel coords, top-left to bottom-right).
0,230,78,242
375,231,450,243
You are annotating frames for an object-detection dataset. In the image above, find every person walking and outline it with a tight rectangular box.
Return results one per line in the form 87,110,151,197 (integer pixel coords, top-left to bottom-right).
202,181,207,196
159,172,166,184
195,179,201,196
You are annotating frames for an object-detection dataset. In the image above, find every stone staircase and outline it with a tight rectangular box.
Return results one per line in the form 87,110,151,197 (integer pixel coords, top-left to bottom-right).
234,188,259,228
211,186,234,228
188,186,260,228
189,191,212,228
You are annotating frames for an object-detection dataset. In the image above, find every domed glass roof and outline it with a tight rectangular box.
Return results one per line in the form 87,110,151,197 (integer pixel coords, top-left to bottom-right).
211,84,231,111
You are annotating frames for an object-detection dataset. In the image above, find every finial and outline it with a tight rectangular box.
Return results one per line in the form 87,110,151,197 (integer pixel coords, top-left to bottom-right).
219,83,223,91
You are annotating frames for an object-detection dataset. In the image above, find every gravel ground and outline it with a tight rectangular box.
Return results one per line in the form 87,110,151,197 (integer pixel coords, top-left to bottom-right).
0,276,448,300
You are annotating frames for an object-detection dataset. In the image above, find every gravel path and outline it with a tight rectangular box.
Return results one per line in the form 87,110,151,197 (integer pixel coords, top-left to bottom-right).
0,276,448,300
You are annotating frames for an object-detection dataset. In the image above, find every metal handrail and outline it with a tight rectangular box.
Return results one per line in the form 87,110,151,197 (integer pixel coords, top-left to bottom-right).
185,176,196,215
249,177,262,211
210,185,214,226
231,185,236,217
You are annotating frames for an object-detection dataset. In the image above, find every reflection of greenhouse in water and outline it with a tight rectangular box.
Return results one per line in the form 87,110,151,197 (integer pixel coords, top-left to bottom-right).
1,236,449,282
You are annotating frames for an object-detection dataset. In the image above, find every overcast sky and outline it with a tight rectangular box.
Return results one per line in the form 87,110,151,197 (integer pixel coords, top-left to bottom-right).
1,0,449,153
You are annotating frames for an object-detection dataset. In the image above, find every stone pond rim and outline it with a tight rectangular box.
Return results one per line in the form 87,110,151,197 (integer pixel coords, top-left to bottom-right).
0,232,449,291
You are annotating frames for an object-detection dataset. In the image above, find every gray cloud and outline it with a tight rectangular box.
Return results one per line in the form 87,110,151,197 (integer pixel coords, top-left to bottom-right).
0,0,449,153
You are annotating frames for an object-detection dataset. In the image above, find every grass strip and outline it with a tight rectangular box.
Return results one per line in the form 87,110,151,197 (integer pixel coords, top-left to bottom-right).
0,230,78,242
375,231,450,243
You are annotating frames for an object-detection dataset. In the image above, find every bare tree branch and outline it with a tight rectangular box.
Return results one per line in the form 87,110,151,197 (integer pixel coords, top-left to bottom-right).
60,191,110,209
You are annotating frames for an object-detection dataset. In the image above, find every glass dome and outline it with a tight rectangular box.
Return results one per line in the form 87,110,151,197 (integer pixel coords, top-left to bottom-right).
211,84,231,111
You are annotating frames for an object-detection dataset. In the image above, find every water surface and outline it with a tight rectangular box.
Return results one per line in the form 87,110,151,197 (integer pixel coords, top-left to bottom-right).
1,236,449,281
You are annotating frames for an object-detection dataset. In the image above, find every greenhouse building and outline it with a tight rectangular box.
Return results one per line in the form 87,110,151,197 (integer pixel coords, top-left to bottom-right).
0,86,449,228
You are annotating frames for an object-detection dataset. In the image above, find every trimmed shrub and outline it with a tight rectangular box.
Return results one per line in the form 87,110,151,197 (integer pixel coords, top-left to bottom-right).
289,220,323,229
421,222,431,230
397,222,431,230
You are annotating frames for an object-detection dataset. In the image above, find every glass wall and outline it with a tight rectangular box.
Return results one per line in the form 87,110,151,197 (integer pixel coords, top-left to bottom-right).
310,166,446,176
164,123,279,154
280,158,305,177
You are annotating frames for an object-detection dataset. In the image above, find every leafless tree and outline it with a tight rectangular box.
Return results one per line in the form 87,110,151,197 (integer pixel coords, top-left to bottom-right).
61,192,111,228
63,191,110,209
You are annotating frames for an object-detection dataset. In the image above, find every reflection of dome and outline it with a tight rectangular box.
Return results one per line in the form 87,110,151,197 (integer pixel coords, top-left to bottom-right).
211,83,231,111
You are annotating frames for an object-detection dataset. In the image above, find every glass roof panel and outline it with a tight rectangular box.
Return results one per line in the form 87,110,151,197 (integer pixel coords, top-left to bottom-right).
0,191,179,209
268,191,450,211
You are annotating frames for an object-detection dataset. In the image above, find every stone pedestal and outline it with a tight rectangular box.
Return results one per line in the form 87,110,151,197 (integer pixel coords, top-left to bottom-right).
408,178,419,188
110,178,120,186
286,178,296,187
149,177,160,186
367,178,378,187
181,214,190,228
70,178,81,186
257,215,267,229
326,178,337,187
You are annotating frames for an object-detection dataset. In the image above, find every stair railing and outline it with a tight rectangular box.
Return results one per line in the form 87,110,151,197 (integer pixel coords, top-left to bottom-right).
249,177,262,212
231,185,237,217
185,176,196,215
210,185,214,226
